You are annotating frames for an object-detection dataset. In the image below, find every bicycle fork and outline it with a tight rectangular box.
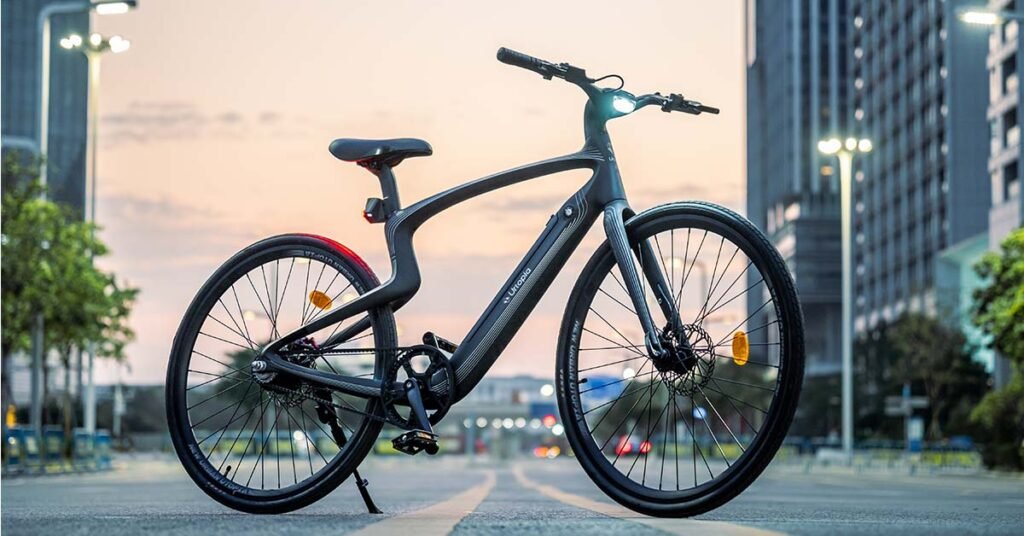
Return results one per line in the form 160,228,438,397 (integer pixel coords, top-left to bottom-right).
603,200,689,359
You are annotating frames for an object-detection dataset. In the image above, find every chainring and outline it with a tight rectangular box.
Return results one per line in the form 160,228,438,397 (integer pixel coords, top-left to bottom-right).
380,345,455,428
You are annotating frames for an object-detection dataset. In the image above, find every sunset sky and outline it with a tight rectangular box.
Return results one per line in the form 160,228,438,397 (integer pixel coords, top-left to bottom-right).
90,0,745,384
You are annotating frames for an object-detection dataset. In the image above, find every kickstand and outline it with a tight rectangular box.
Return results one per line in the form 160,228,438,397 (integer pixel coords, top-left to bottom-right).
316,395,384,515
352,468,382,514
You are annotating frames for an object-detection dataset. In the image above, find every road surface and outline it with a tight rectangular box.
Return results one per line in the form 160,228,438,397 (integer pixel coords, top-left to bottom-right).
2,455,1022,535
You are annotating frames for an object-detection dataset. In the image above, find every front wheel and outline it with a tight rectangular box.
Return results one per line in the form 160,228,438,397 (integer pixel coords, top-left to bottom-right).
556,202,804,517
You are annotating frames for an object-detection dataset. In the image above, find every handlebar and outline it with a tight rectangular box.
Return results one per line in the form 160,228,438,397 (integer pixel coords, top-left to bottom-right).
496,47,719,116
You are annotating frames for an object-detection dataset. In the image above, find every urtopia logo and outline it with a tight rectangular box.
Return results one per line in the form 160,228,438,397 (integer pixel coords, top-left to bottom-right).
503,267,532,304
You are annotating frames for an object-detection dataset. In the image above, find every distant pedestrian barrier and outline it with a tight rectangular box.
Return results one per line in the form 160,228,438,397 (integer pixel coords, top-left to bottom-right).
2,426,113,475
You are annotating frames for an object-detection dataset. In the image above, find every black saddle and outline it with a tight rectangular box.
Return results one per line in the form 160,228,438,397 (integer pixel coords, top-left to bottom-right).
329,138,432,168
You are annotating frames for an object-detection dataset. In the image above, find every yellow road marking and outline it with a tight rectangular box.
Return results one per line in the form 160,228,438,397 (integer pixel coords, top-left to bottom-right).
513,465,784,536
349,470,496,536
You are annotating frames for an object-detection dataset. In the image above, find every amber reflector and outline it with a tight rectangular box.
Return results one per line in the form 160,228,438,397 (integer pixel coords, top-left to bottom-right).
309,290,333,310
732,331,749,366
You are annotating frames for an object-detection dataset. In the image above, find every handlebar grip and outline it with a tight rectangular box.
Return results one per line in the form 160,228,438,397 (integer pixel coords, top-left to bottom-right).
497,47,550,75
698,104,720,115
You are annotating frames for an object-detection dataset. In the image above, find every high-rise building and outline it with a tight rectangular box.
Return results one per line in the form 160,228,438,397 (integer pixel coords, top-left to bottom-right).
1,0,90,215
849,0,990,333
986,1,1023,246
745,0,851,377
983,0,1023,387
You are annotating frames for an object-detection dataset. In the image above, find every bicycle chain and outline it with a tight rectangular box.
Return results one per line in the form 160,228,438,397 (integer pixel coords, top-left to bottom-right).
260,344,413,426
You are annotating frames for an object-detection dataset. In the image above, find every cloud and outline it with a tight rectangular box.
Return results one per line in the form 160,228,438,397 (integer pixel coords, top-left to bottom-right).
100,101,309,147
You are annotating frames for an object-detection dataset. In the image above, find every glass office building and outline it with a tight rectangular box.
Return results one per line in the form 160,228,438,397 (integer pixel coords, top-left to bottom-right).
849,0,989,333
2,0,90,215
746,0,851,376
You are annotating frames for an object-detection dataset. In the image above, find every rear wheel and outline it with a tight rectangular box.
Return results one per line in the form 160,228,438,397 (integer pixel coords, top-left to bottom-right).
166,234,395,514
556,202,804,517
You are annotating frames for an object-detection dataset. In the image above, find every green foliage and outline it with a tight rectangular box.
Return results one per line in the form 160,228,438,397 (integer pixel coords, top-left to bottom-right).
1,155,138,397
838,315,988,442
969,367,1024,470
888,313,989,440
973,228,1024,366
970,229,1024,470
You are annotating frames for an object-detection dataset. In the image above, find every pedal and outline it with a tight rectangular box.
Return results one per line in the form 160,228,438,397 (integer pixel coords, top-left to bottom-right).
391,430,439,456
423,331,458,354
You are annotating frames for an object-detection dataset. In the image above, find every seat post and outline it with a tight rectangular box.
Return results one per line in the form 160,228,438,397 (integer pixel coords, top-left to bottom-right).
370,163,401,216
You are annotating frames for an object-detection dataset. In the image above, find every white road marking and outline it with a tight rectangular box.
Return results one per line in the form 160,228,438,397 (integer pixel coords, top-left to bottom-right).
349,469,496,536
513,465,784,536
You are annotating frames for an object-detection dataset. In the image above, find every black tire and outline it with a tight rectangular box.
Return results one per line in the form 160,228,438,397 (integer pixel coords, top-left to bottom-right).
556,202,804,517
166,234,396,514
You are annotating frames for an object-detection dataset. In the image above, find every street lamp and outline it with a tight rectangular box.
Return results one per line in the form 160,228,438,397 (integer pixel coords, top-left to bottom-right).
30,0,136,465
817,135,872,462
58,31,131,437
37,1,136,189
958,7,1024,26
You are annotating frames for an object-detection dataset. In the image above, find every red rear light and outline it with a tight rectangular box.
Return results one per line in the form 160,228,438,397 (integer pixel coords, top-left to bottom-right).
639,440,652,454
614,436,633,455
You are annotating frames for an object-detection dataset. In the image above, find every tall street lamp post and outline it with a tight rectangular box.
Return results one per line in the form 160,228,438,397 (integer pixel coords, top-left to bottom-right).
60,32,131,436
817,136,873,462
31,0,136,463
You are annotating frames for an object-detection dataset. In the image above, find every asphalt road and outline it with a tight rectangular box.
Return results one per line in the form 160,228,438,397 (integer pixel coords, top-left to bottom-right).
2,455,1022,535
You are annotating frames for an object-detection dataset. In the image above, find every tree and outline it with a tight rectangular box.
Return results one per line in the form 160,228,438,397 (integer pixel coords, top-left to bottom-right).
971,228,1024,470
2,157,138,458
888,313,988,440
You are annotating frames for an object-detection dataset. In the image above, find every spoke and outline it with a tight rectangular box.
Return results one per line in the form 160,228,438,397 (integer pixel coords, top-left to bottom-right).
693,276,765,328
699,374,775,393
199,330,252,352
586,308,645,356
580,369,655,395
302,262,328,325
695,383,745,453
694,260,750,326
197,381,256,447
192,388,259,432
689,395,715,480
296,406,317,475
192,349,246,374
216,300,257,349
597,371,655,451
702,380,770,414
675,230,707,311
597,287,636,316
713,299,773,349
705,377,762,435
244,272,275,336
581,327,645,358
260,264,278,339
186,369,246,391
710,353,779,368
305,282,354,331
613,378,661,467
188,380,247,411
215,390,262,473
653,233,674,301
229,285,254,347
274,258,297,332
231,393,269,481
286,403,297,485
583,379,657,415
578,354,644,373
